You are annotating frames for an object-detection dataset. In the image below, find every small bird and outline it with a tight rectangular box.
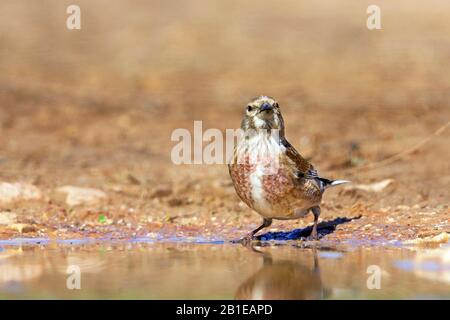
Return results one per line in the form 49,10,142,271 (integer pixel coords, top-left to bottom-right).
228,96,348,242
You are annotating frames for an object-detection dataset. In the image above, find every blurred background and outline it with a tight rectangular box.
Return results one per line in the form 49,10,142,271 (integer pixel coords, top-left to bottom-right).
0,0,448,241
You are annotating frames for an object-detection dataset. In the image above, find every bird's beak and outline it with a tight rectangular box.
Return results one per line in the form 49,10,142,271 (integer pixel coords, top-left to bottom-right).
259,103,273,113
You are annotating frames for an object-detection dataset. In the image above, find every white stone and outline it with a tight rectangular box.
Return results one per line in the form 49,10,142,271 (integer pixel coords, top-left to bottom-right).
0,182,42,203
0,211,17,225
344,179,394,193
57,186,107,206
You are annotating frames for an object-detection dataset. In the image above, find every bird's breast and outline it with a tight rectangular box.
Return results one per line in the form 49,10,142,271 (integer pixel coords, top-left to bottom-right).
230,134,320,218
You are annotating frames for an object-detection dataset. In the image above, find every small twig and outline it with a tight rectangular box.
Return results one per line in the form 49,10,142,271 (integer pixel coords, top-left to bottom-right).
340,121,450,174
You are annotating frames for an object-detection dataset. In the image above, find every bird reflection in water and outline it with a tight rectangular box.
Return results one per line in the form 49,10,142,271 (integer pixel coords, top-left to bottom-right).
235,245,329,300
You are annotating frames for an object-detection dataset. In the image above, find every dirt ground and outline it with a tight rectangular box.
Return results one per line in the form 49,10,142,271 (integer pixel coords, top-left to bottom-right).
0,1,448,243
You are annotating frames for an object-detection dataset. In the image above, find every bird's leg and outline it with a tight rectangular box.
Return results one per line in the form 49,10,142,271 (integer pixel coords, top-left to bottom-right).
310,206,321,240
240,218,272,245
250,218,272,238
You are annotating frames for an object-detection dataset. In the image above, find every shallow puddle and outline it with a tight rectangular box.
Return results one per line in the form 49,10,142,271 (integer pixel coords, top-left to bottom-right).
0,240,449,299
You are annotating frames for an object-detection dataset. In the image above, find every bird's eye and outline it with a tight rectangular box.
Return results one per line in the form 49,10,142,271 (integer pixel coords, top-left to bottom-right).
247,105,253,112
273,102,279,108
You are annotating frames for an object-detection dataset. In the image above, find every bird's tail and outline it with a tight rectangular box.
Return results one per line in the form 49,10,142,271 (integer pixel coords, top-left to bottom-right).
318,178,350,190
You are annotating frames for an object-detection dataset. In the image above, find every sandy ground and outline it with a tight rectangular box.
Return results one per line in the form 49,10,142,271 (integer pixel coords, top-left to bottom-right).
0,1,448,243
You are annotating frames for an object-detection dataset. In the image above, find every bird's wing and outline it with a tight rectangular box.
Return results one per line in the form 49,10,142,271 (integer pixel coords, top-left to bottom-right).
281,139,349,191
281,139,317,179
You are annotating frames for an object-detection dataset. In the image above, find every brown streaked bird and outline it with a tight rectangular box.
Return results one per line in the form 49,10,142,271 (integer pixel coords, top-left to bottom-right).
228,96,348,242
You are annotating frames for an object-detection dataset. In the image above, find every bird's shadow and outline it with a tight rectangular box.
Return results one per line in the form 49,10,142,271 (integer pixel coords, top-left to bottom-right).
256,215,361,241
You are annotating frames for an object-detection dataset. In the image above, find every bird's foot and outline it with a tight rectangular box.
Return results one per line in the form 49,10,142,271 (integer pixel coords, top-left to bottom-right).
304,229,321,241
238,234,254,247
305,235,320,242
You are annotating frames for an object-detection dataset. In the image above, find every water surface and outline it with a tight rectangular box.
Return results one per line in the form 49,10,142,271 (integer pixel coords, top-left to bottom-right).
0,240,449,299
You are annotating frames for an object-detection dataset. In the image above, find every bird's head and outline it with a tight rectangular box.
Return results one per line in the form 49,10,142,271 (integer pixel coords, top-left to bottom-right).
241,96,285,135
